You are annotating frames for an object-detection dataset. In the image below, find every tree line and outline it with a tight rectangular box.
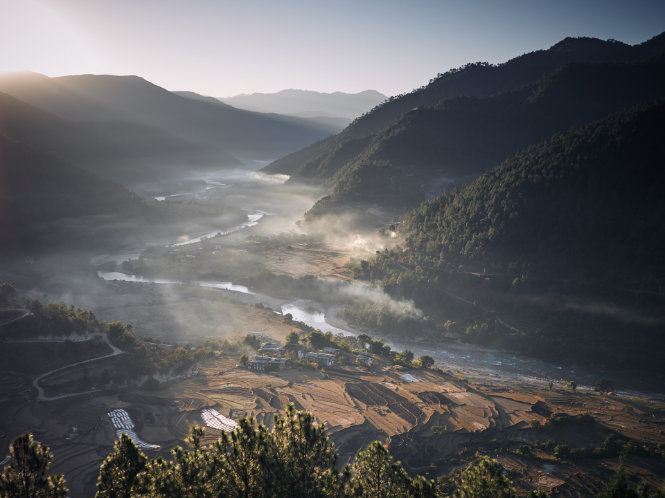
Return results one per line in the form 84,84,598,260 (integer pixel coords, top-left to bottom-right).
3,404,663,497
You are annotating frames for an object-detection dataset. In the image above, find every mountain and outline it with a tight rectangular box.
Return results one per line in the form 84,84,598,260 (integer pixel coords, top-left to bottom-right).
220,89,386,122
0,132,150,251
176,89,347,133
353,101,665,371
262,32,665,220
305,61,665,219
0,72,336,162
172,90,235,108
0,90,236,184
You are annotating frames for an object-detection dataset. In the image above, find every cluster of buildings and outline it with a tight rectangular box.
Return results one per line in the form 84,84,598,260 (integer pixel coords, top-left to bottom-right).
244,336,373,372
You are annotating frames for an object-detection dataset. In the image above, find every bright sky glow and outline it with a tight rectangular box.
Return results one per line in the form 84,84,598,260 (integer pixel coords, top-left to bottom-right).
1,0,663,97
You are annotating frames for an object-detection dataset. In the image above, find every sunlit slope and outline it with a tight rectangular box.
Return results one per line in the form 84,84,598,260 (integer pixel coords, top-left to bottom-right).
0,90,237,184
0,72,336,161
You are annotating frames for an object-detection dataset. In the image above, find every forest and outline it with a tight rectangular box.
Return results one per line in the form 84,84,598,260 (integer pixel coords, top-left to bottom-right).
347,101,665,372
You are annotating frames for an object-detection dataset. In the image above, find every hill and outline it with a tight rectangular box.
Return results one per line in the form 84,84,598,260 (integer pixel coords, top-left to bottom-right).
0,132,151,251
0,90,236,184
305,61,665,219
261,32,665,220
176,89,347,133
220,89,386,121
349,101,665,371
0,72,336,162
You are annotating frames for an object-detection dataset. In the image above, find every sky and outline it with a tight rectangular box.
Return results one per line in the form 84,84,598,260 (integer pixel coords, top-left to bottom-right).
1,0,663,98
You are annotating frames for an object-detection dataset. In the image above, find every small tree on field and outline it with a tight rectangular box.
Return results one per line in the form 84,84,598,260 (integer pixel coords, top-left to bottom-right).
243,334,261,350
418,355,435,369
286,331,300,345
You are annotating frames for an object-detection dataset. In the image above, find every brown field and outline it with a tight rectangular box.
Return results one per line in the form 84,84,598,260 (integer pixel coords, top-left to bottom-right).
2,338,664,497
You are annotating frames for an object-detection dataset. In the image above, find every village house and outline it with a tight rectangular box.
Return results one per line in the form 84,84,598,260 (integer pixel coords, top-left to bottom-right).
247,355,287,372
247,331,270,341
304,352,335,367
258,343,284,355
355,352,373,366
247,355,271,372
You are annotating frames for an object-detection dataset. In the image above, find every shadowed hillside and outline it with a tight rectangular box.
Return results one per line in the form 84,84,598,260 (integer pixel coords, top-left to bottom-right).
261,32,665,221
0,72,337,162
350,101,665,372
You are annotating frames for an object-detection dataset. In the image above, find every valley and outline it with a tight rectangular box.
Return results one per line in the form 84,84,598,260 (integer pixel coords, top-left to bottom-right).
2,164,664,496
1,22,665,496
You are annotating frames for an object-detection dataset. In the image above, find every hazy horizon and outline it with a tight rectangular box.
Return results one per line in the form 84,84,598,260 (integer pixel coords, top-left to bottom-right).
1,0,663,98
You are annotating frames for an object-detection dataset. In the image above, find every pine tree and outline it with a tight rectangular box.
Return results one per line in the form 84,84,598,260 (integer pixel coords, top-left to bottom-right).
454,456,516,498
96,433,147,497
0,432,67,498
348,441,413,497
597,463,638,498
207,417,273,497
272,403,339,497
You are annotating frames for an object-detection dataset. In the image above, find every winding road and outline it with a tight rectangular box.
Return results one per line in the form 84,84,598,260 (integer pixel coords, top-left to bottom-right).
31,333,125,402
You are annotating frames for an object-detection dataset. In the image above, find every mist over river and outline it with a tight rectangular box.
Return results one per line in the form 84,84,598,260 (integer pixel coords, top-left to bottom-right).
89,169,663,396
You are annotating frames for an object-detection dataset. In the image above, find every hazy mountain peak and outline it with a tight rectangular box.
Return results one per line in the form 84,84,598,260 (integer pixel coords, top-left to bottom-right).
220,88,386,120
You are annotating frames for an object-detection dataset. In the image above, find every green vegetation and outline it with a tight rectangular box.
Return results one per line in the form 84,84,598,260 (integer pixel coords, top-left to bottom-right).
0,432,68,497
341,301,425,336
350,102,665,373
3,407,662,497
294,44,665,222
453,455,515,497
4,300,99,339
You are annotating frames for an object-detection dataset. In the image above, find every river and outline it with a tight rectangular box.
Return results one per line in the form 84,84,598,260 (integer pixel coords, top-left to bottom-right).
94,170,659,395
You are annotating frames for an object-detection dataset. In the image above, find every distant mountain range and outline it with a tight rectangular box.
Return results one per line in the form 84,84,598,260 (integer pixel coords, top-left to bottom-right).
262,32,665,222
0,72,337,183
219,89,386,129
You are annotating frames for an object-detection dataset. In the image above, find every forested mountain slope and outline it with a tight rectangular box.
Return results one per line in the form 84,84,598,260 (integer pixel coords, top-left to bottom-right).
305,61,665,218
264,33,665,178
389,101,665,286
261,32,665,222
350,101,665,371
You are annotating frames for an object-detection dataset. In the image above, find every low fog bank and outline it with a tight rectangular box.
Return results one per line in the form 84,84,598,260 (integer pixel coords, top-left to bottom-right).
2,165,418,344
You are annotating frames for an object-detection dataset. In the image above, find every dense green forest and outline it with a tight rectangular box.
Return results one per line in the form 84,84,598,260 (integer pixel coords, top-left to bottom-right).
3,406,662,497
348,102,665,372
305,61,665,219
262,32,665,222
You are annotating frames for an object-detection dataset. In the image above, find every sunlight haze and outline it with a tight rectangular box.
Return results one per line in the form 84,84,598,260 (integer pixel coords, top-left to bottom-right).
1,0,663,97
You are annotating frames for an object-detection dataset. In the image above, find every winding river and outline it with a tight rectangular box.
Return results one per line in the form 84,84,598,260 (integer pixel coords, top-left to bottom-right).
95,171,659,395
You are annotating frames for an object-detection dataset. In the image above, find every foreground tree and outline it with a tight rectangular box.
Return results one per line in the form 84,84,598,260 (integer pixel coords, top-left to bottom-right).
454,456,516,498
207,417,274,497
96,433,147,497
134,426,212,497
347,441,416,497
272,404,339,497
0,432,67,498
